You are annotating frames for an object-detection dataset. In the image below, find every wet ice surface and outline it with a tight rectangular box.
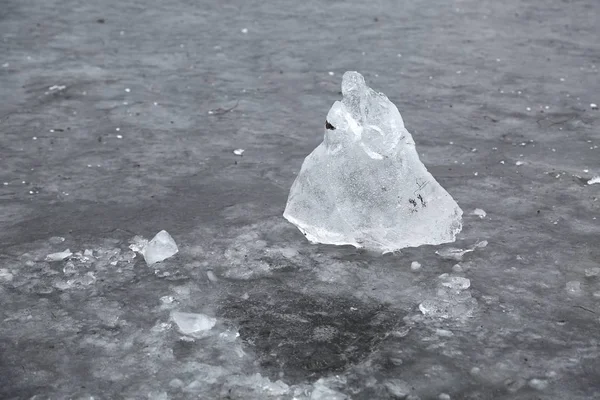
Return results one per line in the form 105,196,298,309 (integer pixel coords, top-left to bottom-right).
1,0,600,399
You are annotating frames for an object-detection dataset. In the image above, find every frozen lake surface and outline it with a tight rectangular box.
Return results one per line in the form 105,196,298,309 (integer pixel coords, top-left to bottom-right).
0,0,599,399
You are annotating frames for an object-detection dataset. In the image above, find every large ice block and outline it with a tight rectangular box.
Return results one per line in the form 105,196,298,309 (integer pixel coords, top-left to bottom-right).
283,71,463,253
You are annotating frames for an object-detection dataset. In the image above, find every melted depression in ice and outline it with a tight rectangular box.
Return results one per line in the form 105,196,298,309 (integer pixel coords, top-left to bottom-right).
284,71,463,253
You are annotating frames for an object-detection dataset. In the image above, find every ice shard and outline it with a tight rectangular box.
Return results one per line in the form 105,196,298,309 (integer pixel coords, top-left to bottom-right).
283,71,462,253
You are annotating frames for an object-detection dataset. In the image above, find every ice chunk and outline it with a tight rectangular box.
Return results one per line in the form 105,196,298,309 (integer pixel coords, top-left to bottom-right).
171,311,216,335
472,208,486,218
283,71,463,252
410,261,422,271
140,230,178,265
587,176,600,185
45,249,72,262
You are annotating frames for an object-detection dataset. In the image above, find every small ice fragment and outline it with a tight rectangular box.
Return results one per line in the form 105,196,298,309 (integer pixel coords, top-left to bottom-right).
590,103,598,110
565,281,581,294
500,160,505,164
452,264,463,272
515,161,524,166
436,240,486,261
584,267,600,277
526,107,531,111
528,378,548,391
440,274,471,290
472,208,486,218
410,261,421,271
233,148,245,156
587,176,600,185
45,249,72,262
241,28,248,34
141,230,178,265
439,394,451,400
83,249,94,257
125,88,131,93
171,311,216,335
207,270,218,282
328,71,335,76
2,63,8,68
48,85,66,91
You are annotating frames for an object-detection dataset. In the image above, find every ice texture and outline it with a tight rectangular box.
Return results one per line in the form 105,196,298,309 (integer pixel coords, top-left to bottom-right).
141,230,178,265
283,71,463,252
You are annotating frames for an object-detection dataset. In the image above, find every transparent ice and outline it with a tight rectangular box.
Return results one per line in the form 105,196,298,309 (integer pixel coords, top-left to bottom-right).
138,230,179,265
284,71,463,253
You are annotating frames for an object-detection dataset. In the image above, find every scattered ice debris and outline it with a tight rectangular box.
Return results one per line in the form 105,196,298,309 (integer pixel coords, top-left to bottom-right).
419,273,477,319
171,311,216,335
435,240,488,261
587,176,600,185
45,249,72,262
590,103,598,110
48,85,66,92
472,208,486,218
584,267,600,277
130,230,178,265
233,148,245,156
410,261,422,271
566,281,582,294
283,71,463,253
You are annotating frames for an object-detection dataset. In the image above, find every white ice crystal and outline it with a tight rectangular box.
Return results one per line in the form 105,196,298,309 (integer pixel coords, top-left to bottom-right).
283,71,463,253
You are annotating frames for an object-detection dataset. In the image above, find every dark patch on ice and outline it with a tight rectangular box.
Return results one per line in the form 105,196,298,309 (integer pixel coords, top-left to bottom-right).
325,120,335,130
220,290,401,383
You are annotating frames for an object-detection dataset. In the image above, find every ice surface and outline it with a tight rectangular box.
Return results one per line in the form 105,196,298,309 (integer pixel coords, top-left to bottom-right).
139,230,178,265
283,71,463,252
171,311,216,335
45,249,72,262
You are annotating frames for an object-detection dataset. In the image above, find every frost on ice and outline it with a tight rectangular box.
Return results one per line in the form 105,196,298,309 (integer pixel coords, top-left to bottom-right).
283,71,463,252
